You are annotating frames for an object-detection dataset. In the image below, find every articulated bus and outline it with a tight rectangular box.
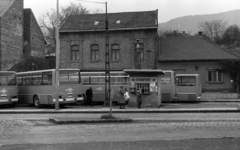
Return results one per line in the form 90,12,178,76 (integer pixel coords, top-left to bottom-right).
16,69,84,107
174,74,202,101
0,71,18,106
81,71,130,104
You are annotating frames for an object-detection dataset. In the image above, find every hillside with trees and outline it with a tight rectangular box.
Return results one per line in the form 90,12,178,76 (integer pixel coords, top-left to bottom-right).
159,9,240,35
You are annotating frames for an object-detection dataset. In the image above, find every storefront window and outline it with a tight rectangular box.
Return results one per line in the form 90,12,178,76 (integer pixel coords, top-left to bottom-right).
137,83,150,94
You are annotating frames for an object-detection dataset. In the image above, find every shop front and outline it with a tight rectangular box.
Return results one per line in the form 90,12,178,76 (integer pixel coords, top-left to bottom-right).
124,69,164,107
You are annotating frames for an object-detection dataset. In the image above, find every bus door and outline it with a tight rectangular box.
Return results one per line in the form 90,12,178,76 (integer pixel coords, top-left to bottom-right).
161,71,175,102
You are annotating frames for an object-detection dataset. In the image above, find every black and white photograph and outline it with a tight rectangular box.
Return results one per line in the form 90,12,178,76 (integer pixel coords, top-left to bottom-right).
1,0,240,149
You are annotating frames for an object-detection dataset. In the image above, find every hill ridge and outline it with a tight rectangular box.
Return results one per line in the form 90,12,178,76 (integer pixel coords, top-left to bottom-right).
159,9,240,34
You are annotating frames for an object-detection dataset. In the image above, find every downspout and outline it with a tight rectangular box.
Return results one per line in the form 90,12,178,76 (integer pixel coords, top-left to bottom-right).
155,36,159,69
81,39,84,69
155,9,158,69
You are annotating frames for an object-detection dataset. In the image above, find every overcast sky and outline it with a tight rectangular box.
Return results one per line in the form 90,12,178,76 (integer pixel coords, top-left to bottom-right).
24,0,240,23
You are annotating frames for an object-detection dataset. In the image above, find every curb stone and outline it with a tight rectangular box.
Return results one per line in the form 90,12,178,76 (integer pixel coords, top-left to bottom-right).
49,117,133,124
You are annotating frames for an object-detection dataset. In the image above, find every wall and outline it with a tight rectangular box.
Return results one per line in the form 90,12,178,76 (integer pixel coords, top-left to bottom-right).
23,9,45,57
59,29,157,71
0,0,23,70
157,61,234,92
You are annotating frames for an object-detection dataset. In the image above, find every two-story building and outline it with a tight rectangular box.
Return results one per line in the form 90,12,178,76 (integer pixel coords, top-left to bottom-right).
59,10,167,106
59,10,158,71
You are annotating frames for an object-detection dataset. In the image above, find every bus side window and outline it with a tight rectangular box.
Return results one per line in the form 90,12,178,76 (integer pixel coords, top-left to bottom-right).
82,76,90,85
23,74,32,86
42,72,52,85
16,76,23,86
32,73,42,86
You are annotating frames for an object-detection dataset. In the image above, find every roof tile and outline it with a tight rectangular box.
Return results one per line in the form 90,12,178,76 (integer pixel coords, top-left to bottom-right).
60,10,158,32
158,37,239,61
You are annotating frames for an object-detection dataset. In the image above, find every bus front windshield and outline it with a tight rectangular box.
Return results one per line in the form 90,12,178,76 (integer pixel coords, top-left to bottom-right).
0,73,16,86
59,70,80,85
176,76,196,86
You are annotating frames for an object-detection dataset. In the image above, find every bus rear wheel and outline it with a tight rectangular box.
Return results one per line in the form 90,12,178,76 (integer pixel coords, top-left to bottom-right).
33,96,41,108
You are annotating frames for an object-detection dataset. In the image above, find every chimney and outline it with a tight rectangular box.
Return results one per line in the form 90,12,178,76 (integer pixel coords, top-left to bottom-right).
198,31,203,36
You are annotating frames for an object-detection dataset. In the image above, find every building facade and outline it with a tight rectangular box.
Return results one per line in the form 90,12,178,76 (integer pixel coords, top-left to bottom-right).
59,10,162,106
23,8,45,57
157,36,240,92
59,10,158,71
0,0,23,70
0,0,46,71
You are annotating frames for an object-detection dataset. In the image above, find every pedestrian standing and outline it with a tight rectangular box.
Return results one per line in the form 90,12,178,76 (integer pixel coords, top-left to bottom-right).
124,88,130,106
118,86,125,109
136,89,142,109
86,87,93,106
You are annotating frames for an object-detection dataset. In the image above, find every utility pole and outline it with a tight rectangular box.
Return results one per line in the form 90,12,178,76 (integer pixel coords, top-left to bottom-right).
104,2,111,110
55,0,60,110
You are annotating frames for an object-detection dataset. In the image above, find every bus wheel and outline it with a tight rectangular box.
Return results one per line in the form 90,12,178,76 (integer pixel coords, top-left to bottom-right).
33,96,41,108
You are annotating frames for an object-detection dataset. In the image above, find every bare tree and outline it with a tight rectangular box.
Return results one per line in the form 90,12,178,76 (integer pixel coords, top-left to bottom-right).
92,8,104,14
158,29,191,37
198,19,227,42
38,2,91,54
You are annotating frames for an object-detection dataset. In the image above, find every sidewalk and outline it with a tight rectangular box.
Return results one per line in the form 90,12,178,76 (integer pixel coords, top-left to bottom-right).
1,102,240,124
0,102,240,114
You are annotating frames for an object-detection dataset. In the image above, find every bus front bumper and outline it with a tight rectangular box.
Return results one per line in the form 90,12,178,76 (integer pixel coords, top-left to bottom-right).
0,98,18,105
53,97,84,103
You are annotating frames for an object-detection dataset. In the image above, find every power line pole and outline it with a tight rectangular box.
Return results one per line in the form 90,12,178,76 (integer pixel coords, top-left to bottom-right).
55,0,60,110
104,2,111,109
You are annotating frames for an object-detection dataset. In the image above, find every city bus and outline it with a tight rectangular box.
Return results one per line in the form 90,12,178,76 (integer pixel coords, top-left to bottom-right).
81,71,201,103
0,71,18,107
174,74,202,101
81,71,130,104
16,69,84,107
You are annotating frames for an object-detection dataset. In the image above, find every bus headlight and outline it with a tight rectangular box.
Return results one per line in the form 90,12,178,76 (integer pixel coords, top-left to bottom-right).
197,96,201,100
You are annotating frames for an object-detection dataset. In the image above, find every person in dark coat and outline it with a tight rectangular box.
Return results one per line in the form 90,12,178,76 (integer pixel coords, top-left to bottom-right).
136,89,142,109
118,86,125,109
86,87,93,106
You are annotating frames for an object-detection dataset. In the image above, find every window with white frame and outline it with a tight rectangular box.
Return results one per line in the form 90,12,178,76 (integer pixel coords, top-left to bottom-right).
71,45,79,61
91,44,99,61
208,69,223,82
137,83,150,94
111,44,120,61
135,39,144,61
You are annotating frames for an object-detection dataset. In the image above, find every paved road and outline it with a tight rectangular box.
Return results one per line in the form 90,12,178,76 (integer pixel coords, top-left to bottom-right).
1,112,240,121
2,138,240,150
1,113,240,149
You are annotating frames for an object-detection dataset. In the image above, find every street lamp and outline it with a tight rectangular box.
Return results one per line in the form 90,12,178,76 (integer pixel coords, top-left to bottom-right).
76,0,112,117
136,39,141,69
